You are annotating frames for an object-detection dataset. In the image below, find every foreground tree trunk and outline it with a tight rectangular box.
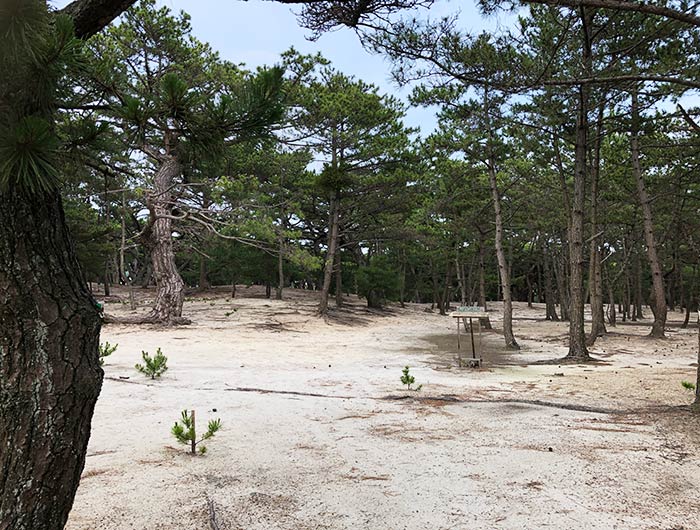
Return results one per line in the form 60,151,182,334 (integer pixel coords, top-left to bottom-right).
139,157,188,325
0,189,103,529
562,7,593,362
631,91,667,338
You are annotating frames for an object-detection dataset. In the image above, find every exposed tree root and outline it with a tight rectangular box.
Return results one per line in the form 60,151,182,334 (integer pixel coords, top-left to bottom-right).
102,313,191,325
534,355,603,365
223,386,354,399
381,394,623,414
218,386,632,415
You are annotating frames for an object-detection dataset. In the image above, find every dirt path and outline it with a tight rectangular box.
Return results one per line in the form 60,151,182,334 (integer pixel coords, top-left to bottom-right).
66,287,700,530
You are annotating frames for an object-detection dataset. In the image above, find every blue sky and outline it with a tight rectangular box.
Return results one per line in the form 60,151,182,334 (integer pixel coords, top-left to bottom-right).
53,1,698,131
54,0,515,134
155,0,512,133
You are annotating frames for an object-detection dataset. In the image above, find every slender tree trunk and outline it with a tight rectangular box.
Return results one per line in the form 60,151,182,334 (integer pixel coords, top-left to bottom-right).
103,262,111,296
276,236,284,300
477,237,493,329
318,191,340,315
456,256,467,305
0,189,103,529
399,250,406,308
119,194,127,284
198,254,209,291
442,261,452,314
563,6,592,361
695,310,700,407
335,245,343,308
544,247,559,321
484,91,517,348
587,101,606,346
606,276,617,327
555,248,570,321
140,157,187,324
631,92,666,338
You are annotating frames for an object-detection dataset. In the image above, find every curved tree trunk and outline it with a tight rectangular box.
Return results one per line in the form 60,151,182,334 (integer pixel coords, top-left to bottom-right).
140,157,188,325
631,92,667,338
0,189,103,529
483,88,518,349
486,156,518,348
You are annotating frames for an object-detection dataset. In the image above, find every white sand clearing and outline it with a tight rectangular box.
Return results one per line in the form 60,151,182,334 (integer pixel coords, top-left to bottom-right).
66,286,700,530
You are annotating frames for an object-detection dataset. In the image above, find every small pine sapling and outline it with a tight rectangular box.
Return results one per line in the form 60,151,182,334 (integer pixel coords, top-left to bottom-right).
99,342,118,366
400,366,422,391
171,410,222,455
135,348,168,379
682,381,696,391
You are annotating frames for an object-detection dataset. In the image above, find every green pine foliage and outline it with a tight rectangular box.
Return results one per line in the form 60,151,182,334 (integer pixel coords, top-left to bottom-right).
98,342,118,366
682,381,696,391
400,366,421,391
171,410,222,455
356,256,399,309
135,348,168,379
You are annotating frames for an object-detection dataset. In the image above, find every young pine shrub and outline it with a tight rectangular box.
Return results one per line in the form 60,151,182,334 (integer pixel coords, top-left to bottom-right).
172,410,222,455
99,342,118,366
135,348,168,379
400,366,422,391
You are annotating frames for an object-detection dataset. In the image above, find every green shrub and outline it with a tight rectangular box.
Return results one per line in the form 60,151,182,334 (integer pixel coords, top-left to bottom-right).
356,256,399,309
99,341,118,366
682,380,696,391
400,365,422,391
135,348,168,379
172,410,222,455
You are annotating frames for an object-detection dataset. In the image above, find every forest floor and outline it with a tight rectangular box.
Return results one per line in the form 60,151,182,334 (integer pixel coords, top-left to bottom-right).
66,286,700,530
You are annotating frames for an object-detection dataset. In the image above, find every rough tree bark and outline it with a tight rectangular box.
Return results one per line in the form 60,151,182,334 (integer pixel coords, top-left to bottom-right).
562,6,592,362
138,157,188,325
0,189,103,529
631,91,667,338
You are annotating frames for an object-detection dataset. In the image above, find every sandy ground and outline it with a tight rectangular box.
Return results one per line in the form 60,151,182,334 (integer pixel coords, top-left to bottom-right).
65,286,700,530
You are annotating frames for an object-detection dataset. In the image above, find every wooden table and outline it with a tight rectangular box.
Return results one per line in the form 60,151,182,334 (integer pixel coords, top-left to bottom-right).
450,310,488,366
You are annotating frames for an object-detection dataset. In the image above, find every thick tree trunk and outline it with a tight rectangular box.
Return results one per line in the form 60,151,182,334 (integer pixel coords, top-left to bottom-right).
0,189,103,529
318,192,340,315
631,92,666,338
140,157,187,325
